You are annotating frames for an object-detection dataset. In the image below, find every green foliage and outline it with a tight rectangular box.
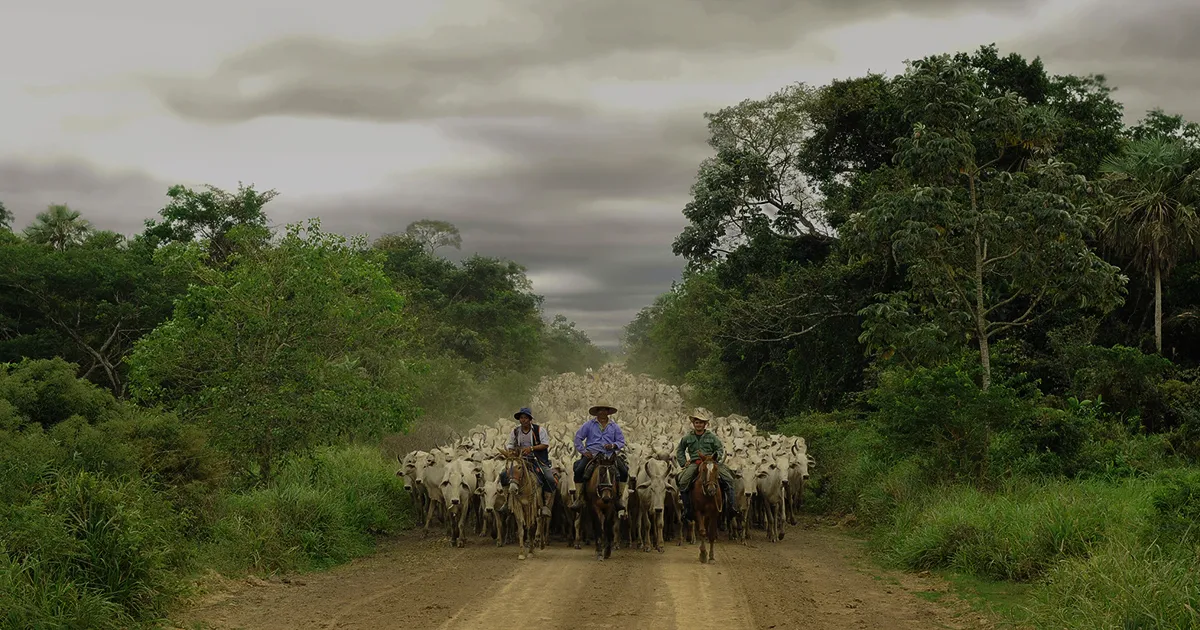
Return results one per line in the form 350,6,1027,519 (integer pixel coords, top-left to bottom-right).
0,235,186,395
22,204,93,251
142,183,277,265
881,479,1153,582
846,52,1126,389
543,315,608,374
129,220,419,482
0,358,119,429
0,200,12,231
200,445,412,574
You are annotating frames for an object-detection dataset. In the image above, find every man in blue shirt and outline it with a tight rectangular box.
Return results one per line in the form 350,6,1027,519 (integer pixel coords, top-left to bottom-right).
569,403,629,510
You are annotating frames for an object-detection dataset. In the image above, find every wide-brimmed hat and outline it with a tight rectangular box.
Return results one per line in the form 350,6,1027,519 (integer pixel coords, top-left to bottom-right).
689,407,714,424
589,404,618,416
514,407,535,420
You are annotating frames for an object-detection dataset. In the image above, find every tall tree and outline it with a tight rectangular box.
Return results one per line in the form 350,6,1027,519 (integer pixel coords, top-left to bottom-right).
128,219,417,482
0,200,13,231
23,204,93,250
1098,135,1200,354
847,53,1126,390
142,183,276,264
403,219,462,255
673,83,825,264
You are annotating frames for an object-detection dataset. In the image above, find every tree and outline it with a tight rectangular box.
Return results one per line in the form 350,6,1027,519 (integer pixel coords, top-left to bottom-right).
0,199,12,231
543,315,608,374
846,53,1126,390
0,236,185,395
1098,135,1200,354
127,220,418,482
23,204,93,250
673,84,825,264
402,219,462,255
142,183,276,264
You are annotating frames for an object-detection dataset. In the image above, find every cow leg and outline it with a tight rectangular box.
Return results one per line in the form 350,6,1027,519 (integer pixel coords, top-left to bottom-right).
655,508,665,553
422,500,438,538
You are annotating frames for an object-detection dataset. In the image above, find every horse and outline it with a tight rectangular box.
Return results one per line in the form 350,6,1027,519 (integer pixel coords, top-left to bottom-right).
584,451,622,561
690,453,723,564
501,450,542,560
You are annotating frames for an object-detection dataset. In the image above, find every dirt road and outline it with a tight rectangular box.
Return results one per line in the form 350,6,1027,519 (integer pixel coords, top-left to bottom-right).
180,520,992,630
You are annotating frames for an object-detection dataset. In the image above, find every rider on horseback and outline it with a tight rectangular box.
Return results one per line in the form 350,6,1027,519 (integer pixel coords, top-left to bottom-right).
568,403,629,510
676,408,736,519
500,407,556,517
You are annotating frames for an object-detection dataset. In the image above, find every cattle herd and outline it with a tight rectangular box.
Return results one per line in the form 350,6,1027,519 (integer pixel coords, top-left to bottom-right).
396,364,815,559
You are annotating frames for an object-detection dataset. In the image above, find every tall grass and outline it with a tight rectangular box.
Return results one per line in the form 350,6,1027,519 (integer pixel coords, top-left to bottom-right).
201,444,414,575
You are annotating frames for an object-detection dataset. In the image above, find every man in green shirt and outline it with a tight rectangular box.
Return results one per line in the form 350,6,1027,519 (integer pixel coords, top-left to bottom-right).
676,407,736,520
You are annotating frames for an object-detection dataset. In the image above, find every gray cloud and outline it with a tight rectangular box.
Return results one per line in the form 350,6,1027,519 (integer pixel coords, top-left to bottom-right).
270,112,711,346
147,0,1040,124
0,159,173,236
1010,0,1200,121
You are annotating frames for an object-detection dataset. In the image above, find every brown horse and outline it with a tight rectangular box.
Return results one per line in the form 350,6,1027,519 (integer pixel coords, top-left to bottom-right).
584,452,621,561
690,454,723,564
501,451,541,560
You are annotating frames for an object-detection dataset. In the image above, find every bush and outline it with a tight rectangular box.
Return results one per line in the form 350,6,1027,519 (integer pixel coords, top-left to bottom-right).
202,445,413,575
1147,468,1200,548
0,471,189,629
879,479,1154,582
1028,540,1200,630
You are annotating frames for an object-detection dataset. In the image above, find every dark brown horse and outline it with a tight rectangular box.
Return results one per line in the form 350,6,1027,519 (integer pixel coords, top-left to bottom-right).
584,452,621,561
690,454,722,563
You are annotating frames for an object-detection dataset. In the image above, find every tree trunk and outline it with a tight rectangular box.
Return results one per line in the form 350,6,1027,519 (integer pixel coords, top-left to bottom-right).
1155,264,1163,354
976,231,991,391
970,175,991,391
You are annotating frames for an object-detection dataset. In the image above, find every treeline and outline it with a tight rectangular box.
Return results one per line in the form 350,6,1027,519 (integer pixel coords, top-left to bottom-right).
623,45,1200,628
0,186,606,627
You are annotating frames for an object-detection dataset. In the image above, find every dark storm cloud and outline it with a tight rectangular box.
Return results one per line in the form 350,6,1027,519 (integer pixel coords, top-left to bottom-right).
1010,0,1200,121
147,0,1041,124
0,159,172,235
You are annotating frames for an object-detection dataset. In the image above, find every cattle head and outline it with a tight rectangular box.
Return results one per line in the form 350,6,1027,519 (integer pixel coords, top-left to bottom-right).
440,460,473,514
637,459,670,513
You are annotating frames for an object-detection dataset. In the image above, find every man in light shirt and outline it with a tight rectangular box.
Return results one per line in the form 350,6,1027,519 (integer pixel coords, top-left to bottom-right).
502,407,555,516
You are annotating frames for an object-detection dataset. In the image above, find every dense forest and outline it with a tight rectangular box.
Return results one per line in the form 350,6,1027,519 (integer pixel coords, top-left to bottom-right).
622,45,1200,628
0,187,606,627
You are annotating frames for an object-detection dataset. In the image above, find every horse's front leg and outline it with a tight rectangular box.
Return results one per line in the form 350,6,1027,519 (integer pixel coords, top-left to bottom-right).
707,513,717,562
515,503,528,560
593,507,605,561
697,511,708,563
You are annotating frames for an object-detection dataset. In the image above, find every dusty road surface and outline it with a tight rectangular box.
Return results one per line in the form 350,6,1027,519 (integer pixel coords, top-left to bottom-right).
180,520,992,630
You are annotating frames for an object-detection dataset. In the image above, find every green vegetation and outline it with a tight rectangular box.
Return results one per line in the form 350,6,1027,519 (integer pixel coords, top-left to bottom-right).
0,185,607,627
625,45,1200,629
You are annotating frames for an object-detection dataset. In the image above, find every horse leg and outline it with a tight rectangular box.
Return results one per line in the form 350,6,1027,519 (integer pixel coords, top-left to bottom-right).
604,508,614,556
707,513,717,562
516,506,527,560
697,507,708,563
593,505,605,561
572,509,582,549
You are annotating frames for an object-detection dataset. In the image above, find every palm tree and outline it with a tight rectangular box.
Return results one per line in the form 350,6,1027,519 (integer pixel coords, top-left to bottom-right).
23,204,93,251
1099,135,1200,354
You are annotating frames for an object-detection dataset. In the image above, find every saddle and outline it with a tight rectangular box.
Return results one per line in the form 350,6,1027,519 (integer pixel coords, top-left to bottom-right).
583,453,622,482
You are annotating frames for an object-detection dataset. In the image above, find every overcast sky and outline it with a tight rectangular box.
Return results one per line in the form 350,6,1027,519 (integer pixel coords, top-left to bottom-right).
3,0,1197,348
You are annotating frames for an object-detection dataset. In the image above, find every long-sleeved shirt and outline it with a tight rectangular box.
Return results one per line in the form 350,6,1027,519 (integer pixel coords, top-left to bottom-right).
573,418,626,455
677,431,725,467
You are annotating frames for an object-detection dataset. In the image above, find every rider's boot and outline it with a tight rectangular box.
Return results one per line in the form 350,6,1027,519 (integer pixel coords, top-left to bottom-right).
569,481,585,510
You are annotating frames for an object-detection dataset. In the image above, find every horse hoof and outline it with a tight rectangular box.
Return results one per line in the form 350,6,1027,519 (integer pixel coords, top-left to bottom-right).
519,554,526,560
657,546,664,553
574,544,581,550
